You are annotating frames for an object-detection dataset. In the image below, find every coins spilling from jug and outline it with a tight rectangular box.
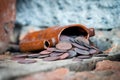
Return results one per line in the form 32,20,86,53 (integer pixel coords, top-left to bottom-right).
38,35,101,61
12,35,102,63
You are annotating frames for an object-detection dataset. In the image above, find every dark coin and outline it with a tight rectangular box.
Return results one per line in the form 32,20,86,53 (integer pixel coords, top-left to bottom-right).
89,49,98,54
74,48,89,55
28,53,40,58
50,52,64,57
13,54,28,58
94,54,108,57
18,59,37,64
56,42,72,50
39,50,51,55
59,53,69,60
69,38,75,43
46,47,56,52
75,36,89,45
60,35,71,42
77,55,91,59
68,50,77,58
38,54,49,58
71,43,89,50
43,56,60,61
52,49,67,53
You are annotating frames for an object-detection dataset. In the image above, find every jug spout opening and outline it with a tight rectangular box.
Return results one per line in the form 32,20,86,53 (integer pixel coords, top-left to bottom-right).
60,26,89,39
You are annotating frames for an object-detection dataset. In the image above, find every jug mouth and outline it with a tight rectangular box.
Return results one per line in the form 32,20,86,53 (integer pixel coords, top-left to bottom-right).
58,24,89,41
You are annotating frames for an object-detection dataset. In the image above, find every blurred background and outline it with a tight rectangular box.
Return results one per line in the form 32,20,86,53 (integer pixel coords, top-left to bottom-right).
16,0,120,29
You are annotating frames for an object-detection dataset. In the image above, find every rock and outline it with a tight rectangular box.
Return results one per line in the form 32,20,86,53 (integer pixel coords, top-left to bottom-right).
95,60,120,71
16,0,120,29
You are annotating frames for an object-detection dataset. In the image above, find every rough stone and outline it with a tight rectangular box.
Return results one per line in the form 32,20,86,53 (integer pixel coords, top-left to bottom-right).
95,60,120,71
16,0,120,29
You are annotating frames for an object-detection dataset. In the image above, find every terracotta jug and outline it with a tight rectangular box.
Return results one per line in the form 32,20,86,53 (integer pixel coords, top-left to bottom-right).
20,24,95,52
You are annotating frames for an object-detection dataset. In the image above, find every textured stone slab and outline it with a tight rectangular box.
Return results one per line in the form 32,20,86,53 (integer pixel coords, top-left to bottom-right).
0,57,105,80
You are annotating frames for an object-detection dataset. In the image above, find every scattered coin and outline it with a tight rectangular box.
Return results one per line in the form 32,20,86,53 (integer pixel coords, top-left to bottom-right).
39,50,51,55
43,56,60,61
59,53,69,60
13,54,28,58
50,52,64,57
28,53,40,58
17,59,37,64
38,54,49,58
71,43,89,50
60,35,71,42
56,42,72,50
77,55,91,59
68,50,77,58
74,48,90,55
89,49,98,54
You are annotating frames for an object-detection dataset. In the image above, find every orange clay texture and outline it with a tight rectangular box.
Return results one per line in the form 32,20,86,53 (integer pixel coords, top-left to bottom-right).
19,24,94,52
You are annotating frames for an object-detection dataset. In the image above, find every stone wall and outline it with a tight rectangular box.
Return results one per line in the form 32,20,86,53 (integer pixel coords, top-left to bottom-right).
16,0,120,28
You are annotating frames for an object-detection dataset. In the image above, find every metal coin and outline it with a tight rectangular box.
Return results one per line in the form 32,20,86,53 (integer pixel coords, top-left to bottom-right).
18,59,37,64
43,56,60,61
39,50,51,55
38,54,49,58
77,55,91,59
89,49,98,54
13,54,28,58
46,47,56,52
71,43,89,50
28,53,40,58
68,50,77,58
59,53,69,60
75,36,89,45
50,52,64,57
60,35,71,42
56,42,72,50
74,48,89,55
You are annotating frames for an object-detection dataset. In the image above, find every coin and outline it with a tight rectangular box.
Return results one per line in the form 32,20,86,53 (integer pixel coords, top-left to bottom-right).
56,42,72,50
71,43,89,50
75,36,89,45
59,53,69,60
74,48,89,55
77,55,91,59
38,54,49,58
89,49,98,54
46,47,56,52
43,56,60,61
60,35,71,42
68,50,77,58
39,50,51,55
28,53,40,58
50,52,64,57
18,59,37,64
13,54,28,58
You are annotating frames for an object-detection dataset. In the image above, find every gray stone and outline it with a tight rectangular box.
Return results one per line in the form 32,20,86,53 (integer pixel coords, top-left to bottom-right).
16,0,120,28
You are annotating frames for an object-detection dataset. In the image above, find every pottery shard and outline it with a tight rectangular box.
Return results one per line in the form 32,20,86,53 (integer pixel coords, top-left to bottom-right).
56,42,72,50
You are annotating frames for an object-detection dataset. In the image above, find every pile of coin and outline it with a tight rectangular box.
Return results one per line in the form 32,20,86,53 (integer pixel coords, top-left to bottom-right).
11,35,103,64
39,35,100,61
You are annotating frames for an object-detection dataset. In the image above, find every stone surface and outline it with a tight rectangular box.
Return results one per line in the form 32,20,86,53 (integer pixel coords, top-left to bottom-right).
95,60,120,71
17,60,120,80
0,57,105,80
16,0,120,29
